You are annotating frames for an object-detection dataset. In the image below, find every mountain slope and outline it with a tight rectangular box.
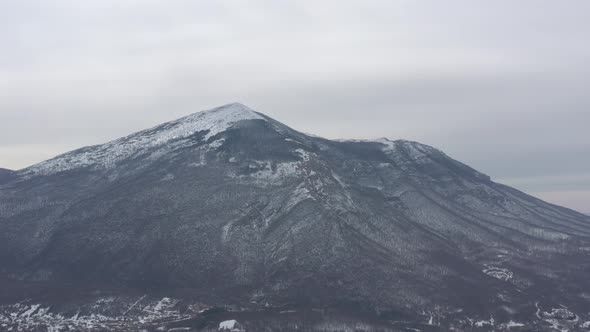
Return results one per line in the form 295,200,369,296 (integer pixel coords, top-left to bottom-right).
1,103,589,331
0,168,14,184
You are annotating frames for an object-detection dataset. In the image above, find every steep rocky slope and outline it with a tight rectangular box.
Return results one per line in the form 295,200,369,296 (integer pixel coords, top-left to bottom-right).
1,103,589,331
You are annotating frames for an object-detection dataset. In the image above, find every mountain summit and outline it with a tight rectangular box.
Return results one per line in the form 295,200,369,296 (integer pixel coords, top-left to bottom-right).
22,103,264,176
1,104,589,331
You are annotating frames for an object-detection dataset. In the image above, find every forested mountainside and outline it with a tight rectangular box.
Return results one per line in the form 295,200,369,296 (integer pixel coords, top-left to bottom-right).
1,103,589,331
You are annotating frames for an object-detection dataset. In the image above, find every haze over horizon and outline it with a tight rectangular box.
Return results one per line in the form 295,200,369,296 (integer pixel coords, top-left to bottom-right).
1,1,589,213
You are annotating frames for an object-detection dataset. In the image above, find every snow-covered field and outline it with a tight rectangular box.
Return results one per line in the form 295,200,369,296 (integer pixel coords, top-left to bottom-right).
0,296,200,331
2,298,589,332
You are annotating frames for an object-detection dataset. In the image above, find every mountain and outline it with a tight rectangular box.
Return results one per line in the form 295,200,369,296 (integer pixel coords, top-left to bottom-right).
0,168,14,184
1,103,589,331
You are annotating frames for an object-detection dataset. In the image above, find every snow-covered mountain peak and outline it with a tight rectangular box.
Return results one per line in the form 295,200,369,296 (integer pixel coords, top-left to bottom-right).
185,102,260,121
173,102,264,140
22,103,265,176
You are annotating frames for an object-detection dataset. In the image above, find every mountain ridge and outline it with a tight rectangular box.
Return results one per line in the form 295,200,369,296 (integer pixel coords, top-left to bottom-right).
17,103,493,187
19,103,264,177
1,103,589,331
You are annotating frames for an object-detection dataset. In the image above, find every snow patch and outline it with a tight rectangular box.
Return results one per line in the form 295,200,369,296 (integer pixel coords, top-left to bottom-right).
483,266,513,281
295,148,311,161
257,162,299,179
219,319,237,329
219,319,243,331
20,304,40,318
535,302,578,332
284,138,303,145
506,320,525,328
473,316,495,327
153,297,172,312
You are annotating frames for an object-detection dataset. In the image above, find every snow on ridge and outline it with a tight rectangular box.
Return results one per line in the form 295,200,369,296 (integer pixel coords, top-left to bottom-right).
23,103,263,176
335,137,441,154
183,103,263,141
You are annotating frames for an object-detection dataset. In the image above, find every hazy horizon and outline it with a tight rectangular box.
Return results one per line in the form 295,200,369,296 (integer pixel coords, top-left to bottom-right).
1,1,589,213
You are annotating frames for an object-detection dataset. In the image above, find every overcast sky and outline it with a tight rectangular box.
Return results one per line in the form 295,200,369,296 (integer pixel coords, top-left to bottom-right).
1,1,588,213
